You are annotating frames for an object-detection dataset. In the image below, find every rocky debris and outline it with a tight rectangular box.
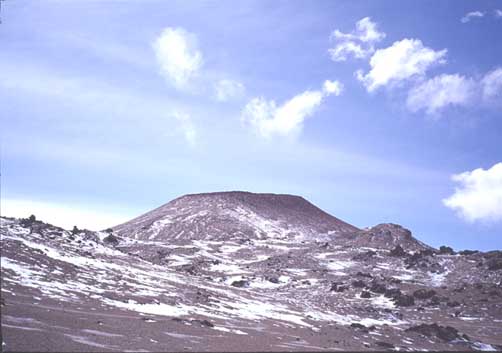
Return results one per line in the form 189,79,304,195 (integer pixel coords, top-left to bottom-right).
405,323,468,342
231,280,249,288
350,323,375,333
356,272,373,278
413,289,437,300
459,249,479,256
352,250,376,261
375,341,395,349
193,319,214,328
439,246,456,255
487,258,502,271
333,223,430,251
370,282,387,294
103,234,119,245
330,282,348,292
393,293,415,307
389,245,407,257
351,280,366,288
360,291,371,298
266,276,280,284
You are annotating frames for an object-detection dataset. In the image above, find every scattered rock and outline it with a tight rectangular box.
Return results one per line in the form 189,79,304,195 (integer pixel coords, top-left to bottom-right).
459,250,478,256
231,280,249,288
405,323,467,342
360,291,371,298
413,289,436,300
352,250,376,261
351,280,366,288
266,276,280,284
439,246,455,255
393,293,415,307
389,245,407,257
330,282,347,292
194,319,214,328
356,272,373,278
487,259,502,271
375,341,395,349
104,234,119,245
370,282,387,294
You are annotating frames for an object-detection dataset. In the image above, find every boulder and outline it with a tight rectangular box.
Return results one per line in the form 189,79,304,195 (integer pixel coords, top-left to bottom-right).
360,291,372,298
231,280,249,288
389,245,407,257
405,323,466,342
413,289,437,300
439,246,455,255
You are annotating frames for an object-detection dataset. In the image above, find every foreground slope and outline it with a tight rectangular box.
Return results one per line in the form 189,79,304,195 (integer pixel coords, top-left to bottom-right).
2,192,502,352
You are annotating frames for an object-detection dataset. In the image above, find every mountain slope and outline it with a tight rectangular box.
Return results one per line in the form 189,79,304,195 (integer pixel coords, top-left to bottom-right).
112,191,358,242
2,192,502,352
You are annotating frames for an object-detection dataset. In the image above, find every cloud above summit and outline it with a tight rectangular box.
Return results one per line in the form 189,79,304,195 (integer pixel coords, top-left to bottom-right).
241,80,343,138
153,27,204,90
356,39,447,92
328,17,385,62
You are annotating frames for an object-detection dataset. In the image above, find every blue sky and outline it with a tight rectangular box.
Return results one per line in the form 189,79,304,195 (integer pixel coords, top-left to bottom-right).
1,1,501,250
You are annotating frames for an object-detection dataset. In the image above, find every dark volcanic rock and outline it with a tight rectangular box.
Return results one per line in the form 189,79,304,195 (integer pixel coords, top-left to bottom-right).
360,291,371,298
351,280,366,288
330,282,347,292
332,223,430,251
459,250,479,256
231,280,249,288
375,341,395,349
413,289,437,300
487,258,502,271
406,323,466,342
393,293,415,307
389,245,407,257
439,246,456,255
352,250,376,261
103,234,119,245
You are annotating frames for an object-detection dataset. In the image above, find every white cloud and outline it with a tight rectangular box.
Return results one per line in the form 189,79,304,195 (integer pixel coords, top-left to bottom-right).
461,11,485,23
214,79,245,101
356,38,447,92
153,27,203,90
2,199,131,230
241,80,343,138
443,163,502,223
172,111,197,146
495,9,502,18
323,79,344,95
406,74,476,115
481,67,502,101
328,17,385,62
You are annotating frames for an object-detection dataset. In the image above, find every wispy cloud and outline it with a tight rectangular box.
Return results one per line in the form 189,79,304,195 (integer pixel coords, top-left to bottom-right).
495,9,502,18
461,11,485,23
405,67,502,116
443,163,502,223
0,61,199,146
172,111,197,146
406,74,476,115
481,67,502,101
328,17,385,62
241,80,343,138
356,39,447,92
214,79,245,102
153,27,204,90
